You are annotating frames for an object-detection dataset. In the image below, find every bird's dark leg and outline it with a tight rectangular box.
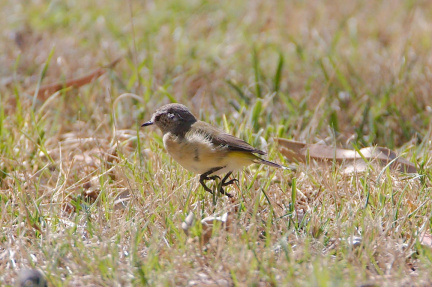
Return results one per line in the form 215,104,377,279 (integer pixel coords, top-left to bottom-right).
199,167,223,194
217,171,238,198
221,171,239,187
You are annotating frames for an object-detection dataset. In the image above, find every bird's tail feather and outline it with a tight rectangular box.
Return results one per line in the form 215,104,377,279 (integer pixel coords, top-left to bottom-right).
255,158,291,170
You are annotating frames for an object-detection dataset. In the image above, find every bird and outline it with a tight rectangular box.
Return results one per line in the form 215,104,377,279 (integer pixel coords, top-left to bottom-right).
142,103,288,197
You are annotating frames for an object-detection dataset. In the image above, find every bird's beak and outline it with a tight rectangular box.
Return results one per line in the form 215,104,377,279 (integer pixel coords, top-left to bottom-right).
141,120,153,127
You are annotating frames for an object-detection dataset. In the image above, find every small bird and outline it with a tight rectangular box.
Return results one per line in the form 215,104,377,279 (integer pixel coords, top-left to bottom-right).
142,103,287,197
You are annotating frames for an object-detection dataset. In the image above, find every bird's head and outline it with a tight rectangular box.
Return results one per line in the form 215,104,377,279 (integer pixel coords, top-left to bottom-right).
142,103,197,135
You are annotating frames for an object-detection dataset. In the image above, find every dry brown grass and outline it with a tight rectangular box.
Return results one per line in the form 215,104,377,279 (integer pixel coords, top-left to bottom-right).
1,0,432,286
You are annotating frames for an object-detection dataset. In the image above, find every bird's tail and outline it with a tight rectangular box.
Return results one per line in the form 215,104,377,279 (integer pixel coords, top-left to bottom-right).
254,158,292,170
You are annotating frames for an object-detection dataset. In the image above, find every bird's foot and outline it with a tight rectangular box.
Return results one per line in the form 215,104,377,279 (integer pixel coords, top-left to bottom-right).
199,168,223,195
218,186,233,198
199,175,218,194
199,168,237,198
208,175,220,181
216,172,238,197
222,178,239,187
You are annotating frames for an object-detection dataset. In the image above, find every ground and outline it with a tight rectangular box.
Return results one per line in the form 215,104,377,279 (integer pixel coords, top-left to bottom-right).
1,0,432,286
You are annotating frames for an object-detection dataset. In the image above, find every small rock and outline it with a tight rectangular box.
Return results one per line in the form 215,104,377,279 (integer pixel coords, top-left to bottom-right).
17,269,47,287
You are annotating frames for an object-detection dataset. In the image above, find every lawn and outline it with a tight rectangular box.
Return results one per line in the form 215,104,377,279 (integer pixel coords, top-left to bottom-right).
1,0,432,286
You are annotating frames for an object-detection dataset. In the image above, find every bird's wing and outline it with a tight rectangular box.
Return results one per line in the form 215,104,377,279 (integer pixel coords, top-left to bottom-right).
191,121,266,155
212,133,266,155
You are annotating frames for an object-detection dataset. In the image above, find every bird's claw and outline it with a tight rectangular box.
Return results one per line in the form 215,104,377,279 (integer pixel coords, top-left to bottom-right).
222,178,239,187
218,187,233,198
199,170,237,198
208,175,221,181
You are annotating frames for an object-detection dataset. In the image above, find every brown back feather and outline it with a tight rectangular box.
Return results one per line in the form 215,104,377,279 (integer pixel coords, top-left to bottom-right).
191,121,266,155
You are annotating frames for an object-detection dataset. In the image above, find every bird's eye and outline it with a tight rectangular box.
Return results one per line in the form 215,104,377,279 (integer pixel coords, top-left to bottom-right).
155,115,161,121
167,113,175,120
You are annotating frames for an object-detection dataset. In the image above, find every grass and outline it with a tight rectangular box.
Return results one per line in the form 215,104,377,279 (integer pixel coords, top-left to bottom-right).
1,0,432,285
